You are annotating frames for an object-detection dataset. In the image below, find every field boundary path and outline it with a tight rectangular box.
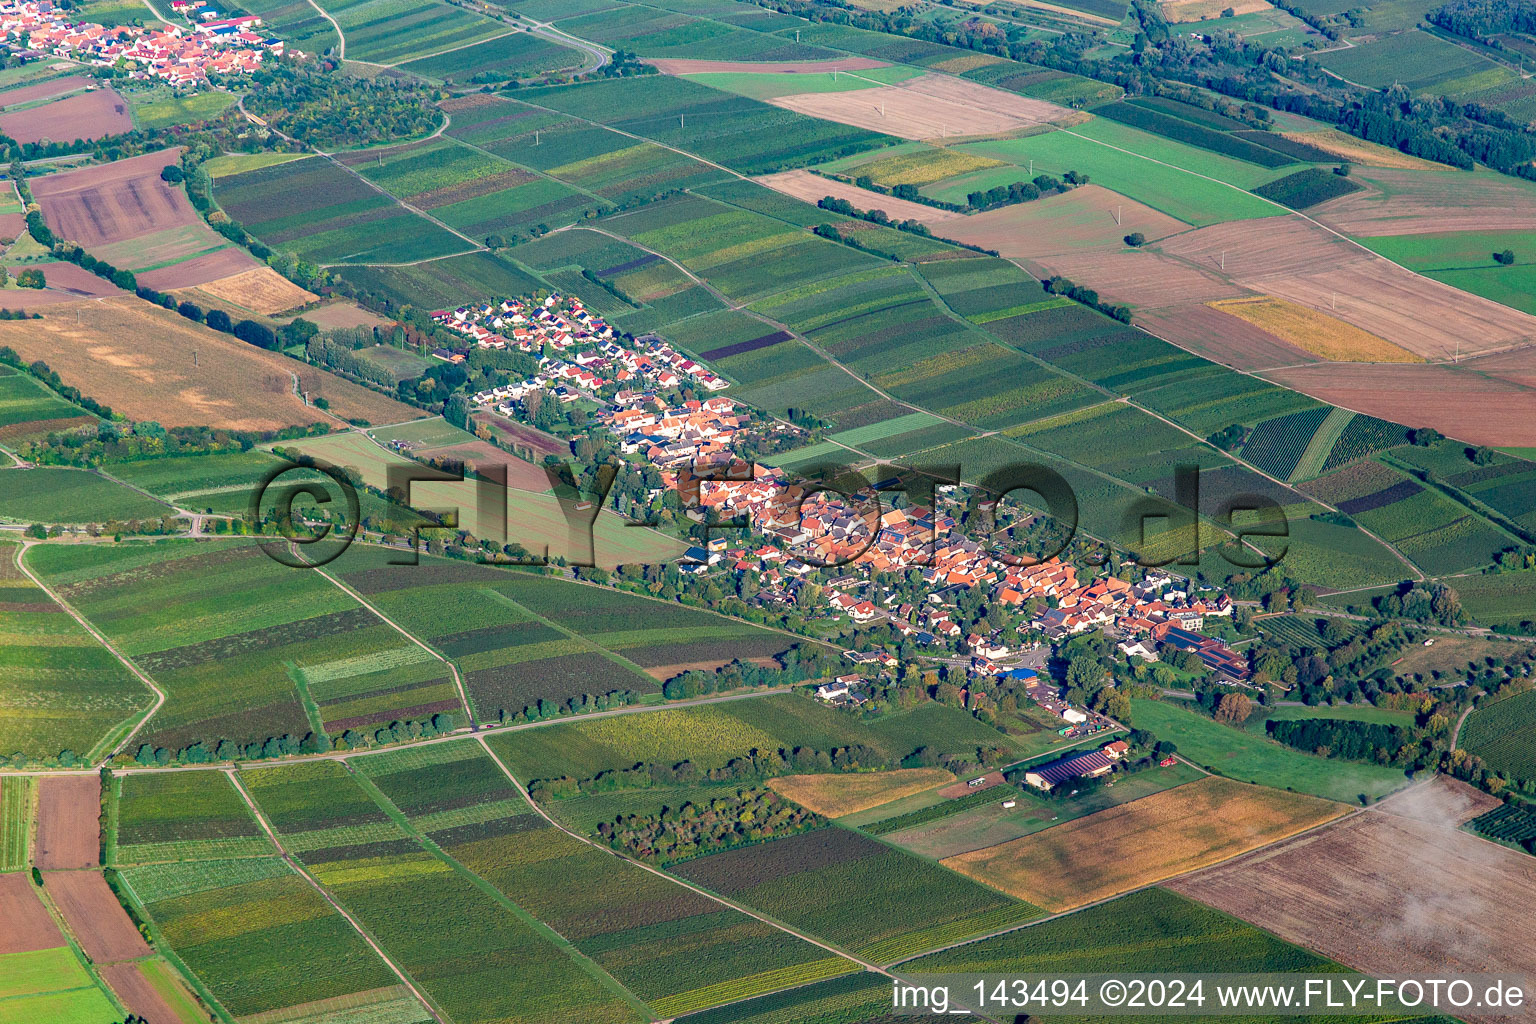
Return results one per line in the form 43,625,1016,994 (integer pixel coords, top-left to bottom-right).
311,564,478,728
1451,703,1475,750
15,540,166,764
225,769,449,1024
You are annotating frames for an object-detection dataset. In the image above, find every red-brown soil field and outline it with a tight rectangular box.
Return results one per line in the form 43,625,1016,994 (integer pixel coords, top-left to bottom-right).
771,74,1077,141
1166,778,1529,1024
1137,303,1317,370
136,247,263,291
1311,168,1536,236
33,776,98,870
1263,362,1536,446
648,57,890,74
42,870,151,963
1019,249,1243,309
98,963,195,1024
1150,217,1536,360
32,149,198,245
0,872,62,954
0,74,95,106
940,184,1187,257
0,87,131,145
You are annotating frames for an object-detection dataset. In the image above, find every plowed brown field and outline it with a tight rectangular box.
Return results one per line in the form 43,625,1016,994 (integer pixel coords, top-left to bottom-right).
33,776,97,870
1151,217,1536,359
755,169,964,223
0,88,130,145
32,150,198,246
43,870,150,963
1263,362,1536,446
0,872,61,954
1167,778,1531,1024
1311,168,1536,235
771,74,1077,141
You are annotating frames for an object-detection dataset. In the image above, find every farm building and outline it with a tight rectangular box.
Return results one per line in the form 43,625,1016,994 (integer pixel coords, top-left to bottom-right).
1153,624,1250,681
1023,741,1130,791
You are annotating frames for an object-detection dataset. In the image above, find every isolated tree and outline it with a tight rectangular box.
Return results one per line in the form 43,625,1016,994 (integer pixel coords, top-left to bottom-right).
1495,249,1516,265
1214,692,1253,724
1124,232,1146,247
159,165,184,183
14,268,44,289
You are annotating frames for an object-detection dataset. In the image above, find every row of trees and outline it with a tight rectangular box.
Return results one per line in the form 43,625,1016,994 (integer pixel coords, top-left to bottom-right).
596,787,822,864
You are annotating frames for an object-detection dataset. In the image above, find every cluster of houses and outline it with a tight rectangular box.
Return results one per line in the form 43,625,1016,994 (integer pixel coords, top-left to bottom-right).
448,294,732,416
0,0,277,83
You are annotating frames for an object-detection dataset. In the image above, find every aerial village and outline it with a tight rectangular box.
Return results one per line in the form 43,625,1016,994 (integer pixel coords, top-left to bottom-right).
440,289,1251,737
0,0,277,83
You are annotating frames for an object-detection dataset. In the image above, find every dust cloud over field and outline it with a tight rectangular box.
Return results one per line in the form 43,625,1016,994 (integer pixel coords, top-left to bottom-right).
1168,777,1536,1024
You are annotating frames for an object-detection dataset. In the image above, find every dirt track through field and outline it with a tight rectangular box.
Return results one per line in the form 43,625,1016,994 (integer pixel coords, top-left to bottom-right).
33,776,98,870
43,870,151,963
770,74,1077,141
1167,777,1532,1024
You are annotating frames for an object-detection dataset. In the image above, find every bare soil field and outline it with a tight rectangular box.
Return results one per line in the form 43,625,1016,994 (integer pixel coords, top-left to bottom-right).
1020,249,1243,309
1462,345,1536,390
42,870,151,963
1311,168,1536,235
472,409,570,457
1161,0,1271,20
136,246,261,291
0,74,94,107
755,169,964,223
941,776,1345,911
297,301,394,332
33,776,98,870
1167,779,1533,1024
648,57,890,74
1136,303,1316,370
1208,296,1423,363
771,74,1079,141
190,267,317,316
0,297,414,430
940,185,1188,257
768,767,955,817
0,262,126,310
0,211,22,240
99,963,194,1024
1152,217,1536,360
32,150,197,246
1264,362,1536,446
0,88,130,145
0,872,61,954
938,770,1004,798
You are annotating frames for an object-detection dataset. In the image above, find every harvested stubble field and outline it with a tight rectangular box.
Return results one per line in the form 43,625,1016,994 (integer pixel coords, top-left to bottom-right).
770,73,1078,141
1280,129,1443,170
1153,216,1536,360
1265,362,1536,446
1019,248,1242,309
754,168,963,222
767,767,954,817
1167,778,1531,1024
1161,0,1271,19
0,86,131,144
940,776,1346,911
1208,296,1423,363
0,298,415,429
41,870,151,963
1311,167,1536,235
180,267,316,316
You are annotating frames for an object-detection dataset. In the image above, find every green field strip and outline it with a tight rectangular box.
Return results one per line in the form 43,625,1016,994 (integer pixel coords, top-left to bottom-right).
346,767,655,1020
480,586,659,687
0,775,33,870
1290,408,1356,483
285,663,329,738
